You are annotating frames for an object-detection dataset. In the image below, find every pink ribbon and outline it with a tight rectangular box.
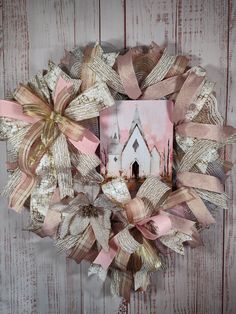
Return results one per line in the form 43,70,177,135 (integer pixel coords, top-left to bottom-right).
93,236,119,270
117,49,142,99
135,212,173,240
177,172,224,193
136,210,195,240
38,209,61,237
173,71,205,124
176,122,236,142
0,100,39,124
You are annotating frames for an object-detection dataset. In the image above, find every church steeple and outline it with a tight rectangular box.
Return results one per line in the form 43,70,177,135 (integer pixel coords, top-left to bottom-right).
129,106,144,135
108,104,122,155
110,104,120,144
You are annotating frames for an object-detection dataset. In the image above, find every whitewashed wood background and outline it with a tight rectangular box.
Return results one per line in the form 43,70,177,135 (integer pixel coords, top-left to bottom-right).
0,0,235,313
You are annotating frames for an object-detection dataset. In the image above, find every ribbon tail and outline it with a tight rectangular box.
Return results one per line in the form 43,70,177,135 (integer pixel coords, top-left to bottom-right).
187,226,204,248
186,188,216,226
110,269,133,301
116,49,142,99
52,134,74,199
68,226,96,264
166,211,196,235
159,231,192,255
1,168,21,198
0,99,39,124
68,127,100,154
96,227,141,270
93,237,119,270
88,264,108,282
134,268,151,291
9,172,36,212
35,209,62,238
30,156,58,229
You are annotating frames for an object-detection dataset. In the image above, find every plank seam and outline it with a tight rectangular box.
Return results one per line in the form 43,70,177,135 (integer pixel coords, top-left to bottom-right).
99,0,101,43
222,0,231,313
124,0,127,49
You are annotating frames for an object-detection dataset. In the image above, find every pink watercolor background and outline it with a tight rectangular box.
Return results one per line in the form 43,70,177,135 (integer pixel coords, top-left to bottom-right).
100,100,173,164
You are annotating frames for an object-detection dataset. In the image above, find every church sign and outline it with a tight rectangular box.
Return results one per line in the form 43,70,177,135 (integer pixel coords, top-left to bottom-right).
100,100,173,187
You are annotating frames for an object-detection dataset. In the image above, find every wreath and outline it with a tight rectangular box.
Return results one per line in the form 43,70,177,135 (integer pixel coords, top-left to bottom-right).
0,42,235,301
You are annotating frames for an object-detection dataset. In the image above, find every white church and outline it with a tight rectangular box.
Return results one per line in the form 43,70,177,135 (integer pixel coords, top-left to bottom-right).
105,107,161,180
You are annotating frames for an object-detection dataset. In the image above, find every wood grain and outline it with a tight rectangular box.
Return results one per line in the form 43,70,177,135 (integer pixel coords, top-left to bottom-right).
173,1,229,313
27,0,75,75
126,0,178,53
100,0,125,49
0,1,36,314
0,0,236,313
74,0,100,46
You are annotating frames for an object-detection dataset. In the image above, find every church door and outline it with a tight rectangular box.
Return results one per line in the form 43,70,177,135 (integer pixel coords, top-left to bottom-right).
132,161,139,179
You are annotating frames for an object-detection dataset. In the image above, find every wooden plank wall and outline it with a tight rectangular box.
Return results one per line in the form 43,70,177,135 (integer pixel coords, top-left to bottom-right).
0,0,235,313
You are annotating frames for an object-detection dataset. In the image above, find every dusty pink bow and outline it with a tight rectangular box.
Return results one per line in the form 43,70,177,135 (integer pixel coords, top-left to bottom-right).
94,178,196,270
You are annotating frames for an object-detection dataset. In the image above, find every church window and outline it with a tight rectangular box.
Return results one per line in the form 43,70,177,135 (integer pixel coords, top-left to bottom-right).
132,139,139,152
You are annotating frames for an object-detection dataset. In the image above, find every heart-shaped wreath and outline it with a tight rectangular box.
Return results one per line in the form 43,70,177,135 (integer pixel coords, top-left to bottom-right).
0,42,235,301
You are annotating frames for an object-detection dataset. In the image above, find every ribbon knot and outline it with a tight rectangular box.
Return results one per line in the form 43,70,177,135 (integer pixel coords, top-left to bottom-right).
124,196,182,240
48,111,66,125
49,111,57,121
124,197,146,224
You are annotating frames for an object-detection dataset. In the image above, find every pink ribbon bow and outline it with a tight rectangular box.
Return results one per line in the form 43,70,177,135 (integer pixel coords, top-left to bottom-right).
94,181,196,270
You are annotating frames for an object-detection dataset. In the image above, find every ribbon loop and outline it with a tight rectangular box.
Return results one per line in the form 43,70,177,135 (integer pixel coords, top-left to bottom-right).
117,49,142,99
